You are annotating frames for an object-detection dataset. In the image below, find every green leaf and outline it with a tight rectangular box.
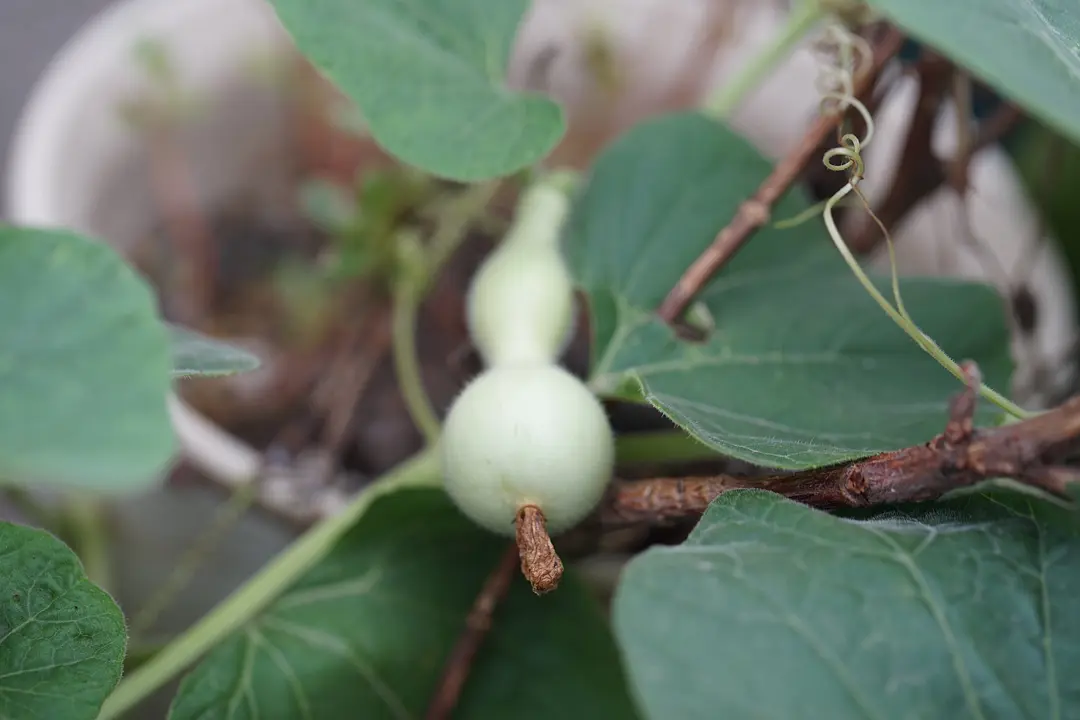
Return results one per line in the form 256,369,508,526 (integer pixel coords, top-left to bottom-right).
0,226,174,490
264,0,564,181
0,522,127,719
613,488,1080,719
564,113,1012,469
169,325,261,378
169,489,638,720
867,0,1080,145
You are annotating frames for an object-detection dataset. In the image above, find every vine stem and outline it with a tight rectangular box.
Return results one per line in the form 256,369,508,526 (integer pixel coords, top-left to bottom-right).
701,0,826,121
393,264,442,445
62,494,112,595
610,361,1079,524
810,22,1028,420
97,449,441,720
822,183,1031,419
128,479,260,638
424,181,502,285
392,181,501,446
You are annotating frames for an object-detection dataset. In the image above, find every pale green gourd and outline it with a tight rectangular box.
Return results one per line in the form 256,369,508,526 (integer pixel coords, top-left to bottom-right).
441,172,615,536
466,172,576,366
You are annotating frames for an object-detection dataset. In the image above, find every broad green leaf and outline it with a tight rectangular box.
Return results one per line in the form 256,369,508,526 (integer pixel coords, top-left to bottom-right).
613,489,1080,719
0,522,126,719
564,113,1012,469
867,0,1080,145
264,0,564,181
169,325,260,378
0,227,174,489
169,489,638,720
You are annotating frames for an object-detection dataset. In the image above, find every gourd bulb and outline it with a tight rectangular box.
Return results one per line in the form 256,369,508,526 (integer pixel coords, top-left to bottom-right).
467,246,575,366
467,177,576,366
440,364,615,536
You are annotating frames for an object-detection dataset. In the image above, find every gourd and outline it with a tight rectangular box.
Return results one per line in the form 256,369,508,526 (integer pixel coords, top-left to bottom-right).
439,172,615,539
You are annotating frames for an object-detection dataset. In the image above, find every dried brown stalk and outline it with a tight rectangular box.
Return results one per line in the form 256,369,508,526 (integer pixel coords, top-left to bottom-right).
609,361,1080,524
424,543,519,720
515,505,564,594
656,26,906,324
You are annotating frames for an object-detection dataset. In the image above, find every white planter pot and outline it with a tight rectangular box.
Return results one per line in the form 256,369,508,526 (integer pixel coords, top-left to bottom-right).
5,0,294,489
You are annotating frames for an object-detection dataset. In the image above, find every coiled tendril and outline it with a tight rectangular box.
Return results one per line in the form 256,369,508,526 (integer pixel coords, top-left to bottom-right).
813,21,1028,419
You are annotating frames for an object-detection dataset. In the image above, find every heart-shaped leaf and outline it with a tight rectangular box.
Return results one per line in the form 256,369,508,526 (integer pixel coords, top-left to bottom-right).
613,488,1080,719
564,113,1012,469
169,325,260,378
0,226,174,490
867,0,1080,146
264,0,565,181
0,521,127,720
169,489,638,719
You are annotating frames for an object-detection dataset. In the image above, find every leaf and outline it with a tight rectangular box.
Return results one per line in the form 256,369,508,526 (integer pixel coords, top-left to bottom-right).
264,0,565,181
0,522,127,720
169,489,638,720
866,0,1080,145
563,113,1012,469
0,226,175,490
169,325,261,378
613,488,1080,719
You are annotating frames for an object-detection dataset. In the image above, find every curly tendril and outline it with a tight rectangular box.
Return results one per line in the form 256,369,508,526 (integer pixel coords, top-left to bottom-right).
813,21,1029,419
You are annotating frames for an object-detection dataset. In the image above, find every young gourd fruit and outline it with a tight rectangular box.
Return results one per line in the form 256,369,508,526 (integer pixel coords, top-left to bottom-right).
466,172,577,366
440,363,615,536
466,242,575,366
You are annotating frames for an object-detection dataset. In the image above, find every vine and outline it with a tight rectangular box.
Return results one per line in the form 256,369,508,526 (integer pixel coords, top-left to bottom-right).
813,21,1030,419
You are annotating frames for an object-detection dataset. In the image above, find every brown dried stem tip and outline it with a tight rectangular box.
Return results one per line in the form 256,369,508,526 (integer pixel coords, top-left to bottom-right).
610,361,1080,524
515,505,563,594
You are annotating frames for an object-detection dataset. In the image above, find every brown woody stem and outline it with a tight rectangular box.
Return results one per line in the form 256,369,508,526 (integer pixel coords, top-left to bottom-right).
609,362,1080,523
424,544,519,720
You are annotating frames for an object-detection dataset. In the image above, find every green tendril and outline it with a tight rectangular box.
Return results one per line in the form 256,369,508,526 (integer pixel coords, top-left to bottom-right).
813,21,1029,420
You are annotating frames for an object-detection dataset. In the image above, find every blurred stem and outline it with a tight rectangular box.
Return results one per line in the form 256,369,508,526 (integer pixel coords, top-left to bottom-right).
60,494,112,594
701,0,825,121
392,181,501,446
128,480,260,640
423,181,502,290
393,256,442,446
99,448,441,720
